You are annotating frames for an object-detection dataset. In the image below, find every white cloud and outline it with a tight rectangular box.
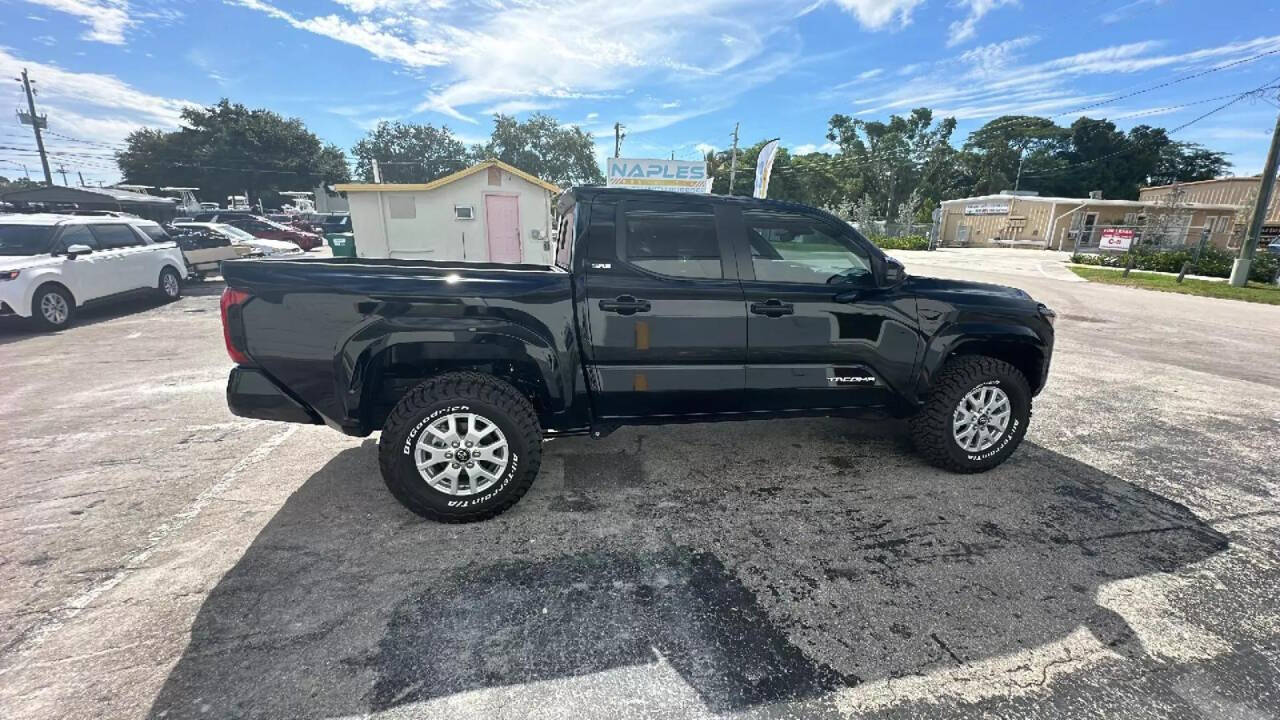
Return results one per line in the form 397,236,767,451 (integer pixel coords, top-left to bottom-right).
0,48,198,183
792,143,818,154
947,0,1018,47
230,0,452,68
231,0,906,133
829,0,925,30
479,100,560,116
858,68,883,80
695,142,718,155
843,33,1280,125
1100,0,1167,24
21,0,133,44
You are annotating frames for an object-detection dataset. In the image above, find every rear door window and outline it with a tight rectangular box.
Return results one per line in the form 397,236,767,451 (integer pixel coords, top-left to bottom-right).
54,225,98,252
89,224,144,249
621,202,722,279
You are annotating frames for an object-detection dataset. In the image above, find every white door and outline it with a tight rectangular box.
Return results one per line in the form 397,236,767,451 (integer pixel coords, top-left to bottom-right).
484,195,522,263
89,224,151,293
51,225,112,302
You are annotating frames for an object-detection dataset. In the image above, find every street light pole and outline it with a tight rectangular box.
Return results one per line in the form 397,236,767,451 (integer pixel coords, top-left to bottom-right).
1230,110,1280,287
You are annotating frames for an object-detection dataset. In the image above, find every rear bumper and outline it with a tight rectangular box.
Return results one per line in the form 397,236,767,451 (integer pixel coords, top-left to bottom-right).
227,367,323,425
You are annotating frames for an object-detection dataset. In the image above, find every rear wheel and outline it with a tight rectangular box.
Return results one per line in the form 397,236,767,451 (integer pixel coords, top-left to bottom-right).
31,284,74,331
378,372,542,522
910,355,1031,472
158,267,182,301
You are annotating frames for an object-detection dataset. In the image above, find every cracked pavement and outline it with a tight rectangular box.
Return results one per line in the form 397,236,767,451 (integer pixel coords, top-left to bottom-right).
1,250,1278,719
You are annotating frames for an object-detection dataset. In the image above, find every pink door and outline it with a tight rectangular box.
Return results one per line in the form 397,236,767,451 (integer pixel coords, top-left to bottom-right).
484,195,522,263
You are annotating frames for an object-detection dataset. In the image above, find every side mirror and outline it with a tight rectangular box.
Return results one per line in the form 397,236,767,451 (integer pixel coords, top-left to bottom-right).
881,256,906,287
64,244,93,259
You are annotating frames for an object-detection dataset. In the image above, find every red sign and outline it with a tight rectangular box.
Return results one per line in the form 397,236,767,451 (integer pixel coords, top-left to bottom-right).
1098,227,1134,251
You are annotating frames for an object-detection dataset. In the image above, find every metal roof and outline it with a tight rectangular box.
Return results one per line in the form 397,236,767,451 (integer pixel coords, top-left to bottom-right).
940,193,1240,211
336,159,561,194
0,185,178,205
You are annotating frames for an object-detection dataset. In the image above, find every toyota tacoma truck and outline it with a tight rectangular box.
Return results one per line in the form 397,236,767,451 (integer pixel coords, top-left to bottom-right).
220,188,1055,522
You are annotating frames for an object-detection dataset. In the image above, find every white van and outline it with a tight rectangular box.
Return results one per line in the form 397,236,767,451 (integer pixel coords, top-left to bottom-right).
0,214,188,330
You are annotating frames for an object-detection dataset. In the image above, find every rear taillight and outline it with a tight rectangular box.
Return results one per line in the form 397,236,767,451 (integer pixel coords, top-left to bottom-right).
220,287,253,365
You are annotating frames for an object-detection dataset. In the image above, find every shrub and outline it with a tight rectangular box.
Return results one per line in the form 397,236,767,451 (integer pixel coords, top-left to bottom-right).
872,234,930,251
1071,244,1279,283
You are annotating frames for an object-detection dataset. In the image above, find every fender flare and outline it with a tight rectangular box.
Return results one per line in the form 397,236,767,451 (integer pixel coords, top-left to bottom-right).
916,321,1049,399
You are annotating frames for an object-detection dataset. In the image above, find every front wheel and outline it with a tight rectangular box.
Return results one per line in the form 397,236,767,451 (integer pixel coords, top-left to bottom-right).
378,372,542,522
31,284,74,331
911,355,1031,472
158,267,182,301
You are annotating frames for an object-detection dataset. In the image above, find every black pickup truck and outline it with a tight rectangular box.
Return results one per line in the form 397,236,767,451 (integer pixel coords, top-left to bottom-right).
221,187,1055,522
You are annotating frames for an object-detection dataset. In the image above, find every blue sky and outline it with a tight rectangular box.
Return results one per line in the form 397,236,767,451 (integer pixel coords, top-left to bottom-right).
1,0,1278,188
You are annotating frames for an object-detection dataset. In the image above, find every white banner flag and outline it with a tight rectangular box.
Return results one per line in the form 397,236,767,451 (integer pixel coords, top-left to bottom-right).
753,139,780,199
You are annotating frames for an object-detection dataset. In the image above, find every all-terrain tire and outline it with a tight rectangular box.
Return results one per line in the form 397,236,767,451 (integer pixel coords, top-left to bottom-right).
30,283,74,331
910,355,1031,473
378,372,542,522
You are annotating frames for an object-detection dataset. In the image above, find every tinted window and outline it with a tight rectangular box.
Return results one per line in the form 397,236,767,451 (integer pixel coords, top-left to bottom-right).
623,202,721,279
554,208,575,271
585,200,616,265
744,210,873,285
56,225,99,252
139,225,170,243
0,225,56,256
89,224,144,249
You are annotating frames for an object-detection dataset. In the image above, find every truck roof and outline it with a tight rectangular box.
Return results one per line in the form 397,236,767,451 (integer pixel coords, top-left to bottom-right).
558,186,842,217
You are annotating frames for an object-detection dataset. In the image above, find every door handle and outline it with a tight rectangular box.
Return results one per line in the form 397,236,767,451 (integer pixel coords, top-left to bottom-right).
598,295,651,315
750,299,794,317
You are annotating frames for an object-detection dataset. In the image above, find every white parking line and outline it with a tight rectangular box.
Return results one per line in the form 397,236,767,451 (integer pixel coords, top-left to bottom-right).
0,425,297,674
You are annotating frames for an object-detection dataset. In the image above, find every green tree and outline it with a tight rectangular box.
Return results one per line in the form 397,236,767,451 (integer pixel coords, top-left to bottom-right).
351,121,468,184
473,113,604,187
0,175,42,194
959,115,1068,195
1151,141,1229,186
826,108,957,218
116,100,350,208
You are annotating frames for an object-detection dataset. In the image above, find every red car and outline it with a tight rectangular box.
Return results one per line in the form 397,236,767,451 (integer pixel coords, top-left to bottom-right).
192,212,323,251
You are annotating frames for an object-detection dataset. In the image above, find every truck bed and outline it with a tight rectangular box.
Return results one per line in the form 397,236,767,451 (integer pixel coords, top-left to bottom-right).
221,256,587,436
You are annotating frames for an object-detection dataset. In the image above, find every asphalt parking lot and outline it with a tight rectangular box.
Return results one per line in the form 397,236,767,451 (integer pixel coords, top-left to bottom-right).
2,250,1278,719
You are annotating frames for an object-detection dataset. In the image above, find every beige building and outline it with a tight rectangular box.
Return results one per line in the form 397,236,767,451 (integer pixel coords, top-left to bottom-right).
1139,175,1279,245
938,192,1242,251
336,160,559,264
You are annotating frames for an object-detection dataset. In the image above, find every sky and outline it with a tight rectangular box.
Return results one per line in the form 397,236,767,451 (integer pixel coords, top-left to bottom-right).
1,0,1279,190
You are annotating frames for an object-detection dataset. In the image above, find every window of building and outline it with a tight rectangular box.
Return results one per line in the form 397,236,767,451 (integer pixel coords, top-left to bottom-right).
622,202,720,279
388,195,417,219
89,224,143,249
454,204,474,220
744,209,873,285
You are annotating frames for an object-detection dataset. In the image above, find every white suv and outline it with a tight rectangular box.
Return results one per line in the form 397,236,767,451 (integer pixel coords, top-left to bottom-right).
0,214,188,330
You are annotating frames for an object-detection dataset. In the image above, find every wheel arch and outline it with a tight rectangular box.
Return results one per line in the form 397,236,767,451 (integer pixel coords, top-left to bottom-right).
28,278,76,312
920,323,1049,398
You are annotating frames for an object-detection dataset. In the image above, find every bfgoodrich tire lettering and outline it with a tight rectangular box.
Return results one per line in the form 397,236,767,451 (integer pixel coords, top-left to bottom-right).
910,355,1032,473
378,372,541,522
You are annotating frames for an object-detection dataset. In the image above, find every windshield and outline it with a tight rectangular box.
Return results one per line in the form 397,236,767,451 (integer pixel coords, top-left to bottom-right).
212,224,258,241
0,225,56,256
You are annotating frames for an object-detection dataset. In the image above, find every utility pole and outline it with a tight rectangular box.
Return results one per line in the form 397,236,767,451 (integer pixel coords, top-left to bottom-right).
77,171,85,186
55,164,69,186
1014,146,1026,192
370,158,382,183
16,68,53,186
728,122,740,195
613,123,625,158
1230,110,1280,287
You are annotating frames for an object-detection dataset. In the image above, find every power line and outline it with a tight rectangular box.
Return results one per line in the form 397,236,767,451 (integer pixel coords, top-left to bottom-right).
1021,74,1279,178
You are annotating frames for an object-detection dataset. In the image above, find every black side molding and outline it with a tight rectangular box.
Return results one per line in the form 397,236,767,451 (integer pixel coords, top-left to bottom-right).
227,367,322,425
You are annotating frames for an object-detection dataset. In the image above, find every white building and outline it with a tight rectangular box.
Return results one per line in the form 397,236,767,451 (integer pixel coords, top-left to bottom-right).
335,160,560,264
